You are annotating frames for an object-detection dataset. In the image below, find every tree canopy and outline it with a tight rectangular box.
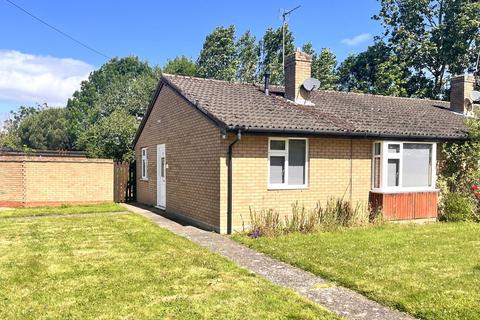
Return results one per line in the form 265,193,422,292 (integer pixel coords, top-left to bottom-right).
258,25,294,85
163,56,196,76
374,0,480,98
236,31,258,83
196,25,238,81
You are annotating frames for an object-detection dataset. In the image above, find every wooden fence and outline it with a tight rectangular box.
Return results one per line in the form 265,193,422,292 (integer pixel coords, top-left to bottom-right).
114,161,136,203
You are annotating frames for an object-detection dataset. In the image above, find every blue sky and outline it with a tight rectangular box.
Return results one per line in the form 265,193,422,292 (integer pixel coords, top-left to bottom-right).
0,0,383,122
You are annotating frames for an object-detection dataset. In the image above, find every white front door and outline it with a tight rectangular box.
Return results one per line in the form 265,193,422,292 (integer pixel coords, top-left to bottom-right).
156,144,166,209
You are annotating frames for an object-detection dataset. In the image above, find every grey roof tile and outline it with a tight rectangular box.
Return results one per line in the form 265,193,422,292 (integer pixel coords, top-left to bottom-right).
161,74,468,140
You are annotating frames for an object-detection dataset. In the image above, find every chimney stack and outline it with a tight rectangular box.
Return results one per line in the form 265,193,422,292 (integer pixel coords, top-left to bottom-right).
450,74,475,114
284,50,312,103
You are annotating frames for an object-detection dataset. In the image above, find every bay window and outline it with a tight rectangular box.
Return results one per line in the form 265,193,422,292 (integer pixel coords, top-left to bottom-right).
372,141,436,191
268,138,308,189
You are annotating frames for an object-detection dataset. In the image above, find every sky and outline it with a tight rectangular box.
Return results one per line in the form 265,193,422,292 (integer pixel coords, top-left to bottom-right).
0,0,383,122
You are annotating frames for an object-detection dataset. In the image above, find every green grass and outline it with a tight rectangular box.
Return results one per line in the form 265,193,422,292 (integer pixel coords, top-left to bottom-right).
0,213,338,319
234,223,480,320
0,203,125,218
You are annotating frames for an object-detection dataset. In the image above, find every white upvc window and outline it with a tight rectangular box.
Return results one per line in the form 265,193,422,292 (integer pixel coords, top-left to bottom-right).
268,138,308,189
141,147,148,180
371,141,437,192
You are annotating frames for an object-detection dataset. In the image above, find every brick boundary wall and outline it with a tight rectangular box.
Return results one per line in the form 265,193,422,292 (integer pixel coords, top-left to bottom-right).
0,153,113,208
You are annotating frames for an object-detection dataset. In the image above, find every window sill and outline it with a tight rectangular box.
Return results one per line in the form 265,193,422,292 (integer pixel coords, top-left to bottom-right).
268,185,309,191
371,188,439,194
140,178,149,181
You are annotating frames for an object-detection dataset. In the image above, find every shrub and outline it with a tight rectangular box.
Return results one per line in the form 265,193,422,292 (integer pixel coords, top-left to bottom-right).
440,192,475,222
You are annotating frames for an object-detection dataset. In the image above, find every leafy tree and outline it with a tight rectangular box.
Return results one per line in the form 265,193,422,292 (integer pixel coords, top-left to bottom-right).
258,25,294,85
1,104,42,149
337,42,412,96
302,43,338,90
15,107,70,150
336,54,359,92
93,73,158,120
196,25,238,81
78,110,138,162
374,0,480,98
0,131,19,150
236,31,258,83
373,56,409,97
163,56,196,76
66,56,159,145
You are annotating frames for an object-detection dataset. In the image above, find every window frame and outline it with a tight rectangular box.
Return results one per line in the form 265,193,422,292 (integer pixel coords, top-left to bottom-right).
267,137,309,190
371,141,437,193
141,147,148,180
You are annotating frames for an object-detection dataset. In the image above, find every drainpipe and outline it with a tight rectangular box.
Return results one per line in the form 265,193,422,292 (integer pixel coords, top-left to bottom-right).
227,130,241,234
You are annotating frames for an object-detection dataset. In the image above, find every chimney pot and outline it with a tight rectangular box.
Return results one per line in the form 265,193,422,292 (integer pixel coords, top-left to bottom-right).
450,74,475,115
284,50,312,103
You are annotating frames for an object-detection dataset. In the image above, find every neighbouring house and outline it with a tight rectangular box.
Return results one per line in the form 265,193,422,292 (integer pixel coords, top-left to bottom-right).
133,50,472,234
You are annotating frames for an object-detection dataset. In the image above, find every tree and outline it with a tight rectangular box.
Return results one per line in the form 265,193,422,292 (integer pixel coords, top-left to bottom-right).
163,56,196,76
66,56,159,145
78,110,138,162
336,55,359,92
16,107,70,150
93,73,158,120
374,0,480,98
196,25,238,81
301,43,338,90
373,56,409,97
336,42,412,95
258,25,294,85
236,31,258,83
1,104,43,150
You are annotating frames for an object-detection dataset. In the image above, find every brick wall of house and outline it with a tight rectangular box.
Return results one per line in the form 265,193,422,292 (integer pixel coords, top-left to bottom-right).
0,154,113,207
135,85,222,231
221,135,373,231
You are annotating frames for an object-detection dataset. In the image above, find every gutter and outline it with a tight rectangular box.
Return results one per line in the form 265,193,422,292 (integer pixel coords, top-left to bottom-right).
230,127,468,142
227,130,241,234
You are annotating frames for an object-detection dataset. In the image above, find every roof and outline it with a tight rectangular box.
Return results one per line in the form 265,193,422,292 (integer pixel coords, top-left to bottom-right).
134,74,469,144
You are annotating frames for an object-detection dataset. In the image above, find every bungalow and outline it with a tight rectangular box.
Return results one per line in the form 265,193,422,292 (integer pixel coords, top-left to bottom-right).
133,50,471,234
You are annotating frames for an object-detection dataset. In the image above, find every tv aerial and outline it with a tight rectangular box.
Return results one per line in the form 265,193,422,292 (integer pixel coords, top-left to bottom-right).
280,5,301,71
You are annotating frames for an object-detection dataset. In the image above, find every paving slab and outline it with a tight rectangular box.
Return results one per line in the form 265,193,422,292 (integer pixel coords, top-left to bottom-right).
123,203,415,320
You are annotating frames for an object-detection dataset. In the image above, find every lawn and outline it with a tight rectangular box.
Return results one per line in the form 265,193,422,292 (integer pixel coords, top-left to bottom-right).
0,212,337,319
0,202,125,218
234,223,480,320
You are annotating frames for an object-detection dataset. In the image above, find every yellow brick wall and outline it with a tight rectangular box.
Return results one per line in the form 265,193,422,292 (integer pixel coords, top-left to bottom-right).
0,155,113,207
221,135,373,231
135,84,222,231
0,160,23,206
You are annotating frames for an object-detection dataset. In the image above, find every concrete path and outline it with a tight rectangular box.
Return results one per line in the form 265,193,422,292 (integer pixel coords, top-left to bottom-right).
123,204,414,320
0,211,131,221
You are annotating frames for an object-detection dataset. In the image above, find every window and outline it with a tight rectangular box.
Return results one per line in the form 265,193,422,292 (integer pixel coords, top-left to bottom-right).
141,148,148,180
372,141,436,191
268,138,308,189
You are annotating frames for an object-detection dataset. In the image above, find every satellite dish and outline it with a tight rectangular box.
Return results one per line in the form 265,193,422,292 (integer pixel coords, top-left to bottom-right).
471,90,480,102
464,98,474,114
302,78,321,92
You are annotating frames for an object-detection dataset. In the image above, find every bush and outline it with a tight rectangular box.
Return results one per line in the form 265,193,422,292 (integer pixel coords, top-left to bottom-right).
440,192,475,222
246,198,383,238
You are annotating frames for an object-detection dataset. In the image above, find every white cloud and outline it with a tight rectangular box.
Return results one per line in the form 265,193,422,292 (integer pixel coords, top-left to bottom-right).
0,50,94,106
341,33,372,46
